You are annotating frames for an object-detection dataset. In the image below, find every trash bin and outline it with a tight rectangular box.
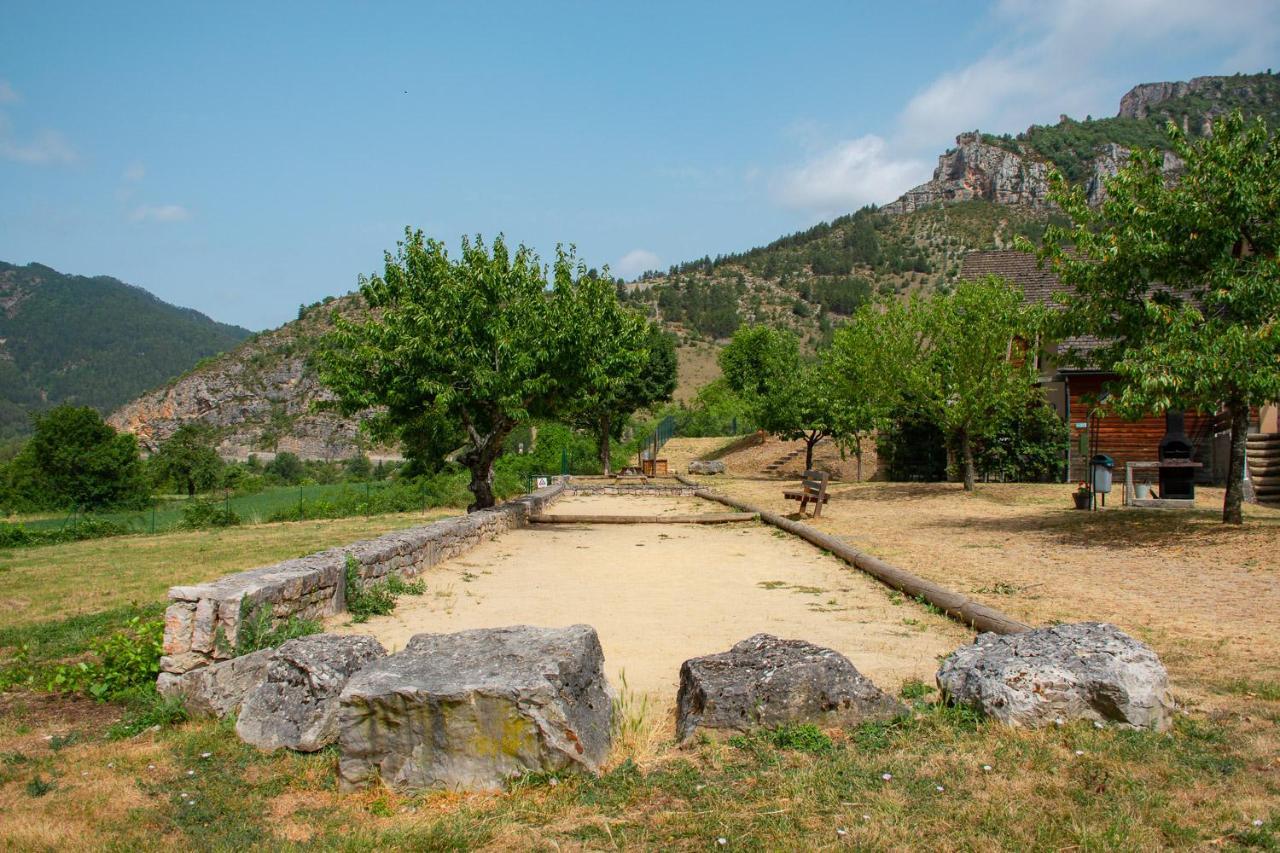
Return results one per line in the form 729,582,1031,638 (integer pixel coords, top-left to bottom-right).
1090,454,1114,494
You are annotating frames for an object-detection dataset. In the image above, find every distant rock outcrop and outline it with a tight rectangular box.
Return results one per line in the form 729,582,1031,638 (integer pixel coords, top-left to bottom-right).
107,294,388,460
882,132,1052,215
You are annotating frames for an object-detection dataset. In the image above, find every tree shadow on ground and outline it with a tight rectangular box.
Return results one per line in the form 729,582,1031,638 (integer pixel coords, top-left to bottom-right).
919,506,1274,550
826,483,953,503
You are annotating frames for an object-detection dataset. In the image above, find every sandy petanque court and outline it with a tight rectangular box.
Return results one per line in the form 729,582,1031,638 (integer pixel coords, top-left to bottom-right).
329,493,970,699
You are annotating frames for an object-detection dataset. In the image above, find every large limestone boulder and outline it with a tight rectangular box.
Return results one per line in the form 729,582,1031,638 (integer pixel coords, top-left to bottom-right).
688,460,726,475
936,622,1171,730
155,648,274,718
236,634,387,752
337,625,613,792
676,634,904,742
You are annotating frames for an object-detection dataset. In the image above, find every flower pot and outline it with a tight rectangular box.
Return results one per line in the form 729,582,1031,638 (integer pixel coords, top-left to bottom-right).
1073,492,1092,510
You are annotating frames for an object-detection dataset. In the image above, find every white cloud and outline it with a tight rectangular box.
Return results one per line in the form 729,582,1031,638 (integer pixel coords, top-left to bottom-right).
122,161,146,182
131,204,191,223
615,249,661,279
774,135,928,213
0,114,77,165
0,80,18,104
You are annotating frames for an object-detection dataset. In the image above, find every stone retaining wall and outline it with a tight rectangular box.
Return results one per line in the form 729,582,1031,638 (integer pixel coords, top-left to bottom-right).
160,481,566,677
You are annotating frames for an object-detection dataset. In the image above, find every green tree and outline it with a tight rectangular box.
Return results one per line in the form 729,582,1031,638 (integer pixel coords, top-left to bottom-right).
151,424,223,497
720,325,840,471
344,453,373,481
265,451,304,484
720,325,798,400
918,277,1043,491
828,301,922,480
1035,110,1280,524
5,405,149,510
317,231,600,510
567,305,677,474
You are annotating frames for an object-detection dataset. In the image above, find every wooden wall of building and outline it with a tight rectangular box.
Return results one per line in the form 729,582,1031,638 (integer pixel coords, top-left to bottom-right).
1063,374,1218,484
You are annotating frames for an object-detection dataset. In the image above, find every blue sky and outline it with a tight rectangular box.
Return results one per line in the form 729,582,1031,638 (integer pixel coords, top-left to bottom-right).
2,1,1276,330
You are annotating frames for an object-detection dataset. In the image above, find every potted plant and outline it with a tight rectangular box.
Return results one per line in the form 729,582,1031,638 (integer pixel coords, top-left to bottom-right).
1072,482,1092,510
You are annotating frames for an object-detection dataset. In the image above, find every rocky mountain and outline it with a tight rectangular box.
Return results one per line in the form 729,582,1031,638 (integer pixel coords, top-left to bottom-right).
0,262,252,441
108,71,1279,454
107,295,388,460
880,132,1053,214
884,72,1279,214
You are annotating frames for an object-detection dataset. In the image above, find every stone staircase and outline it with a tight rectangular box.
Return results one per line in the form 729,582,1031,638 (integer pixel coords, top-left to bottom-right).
763,440,820,475
1248,433,1280,506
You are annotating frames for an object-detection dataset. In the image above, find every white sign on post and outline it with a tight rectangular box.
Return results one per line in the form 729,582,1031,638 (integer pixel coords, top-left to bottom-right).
535,477,549,489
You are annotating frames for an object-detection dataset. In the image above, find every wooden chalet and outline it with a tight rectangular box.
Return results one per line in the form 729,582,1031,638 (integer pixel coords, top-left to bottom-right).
959,251,1277,485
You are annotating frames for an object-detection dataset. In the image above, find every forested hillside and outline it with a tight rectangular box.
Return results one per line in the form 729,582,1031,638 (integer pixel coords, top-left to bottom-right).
622,201,1054,349
0,262,251,440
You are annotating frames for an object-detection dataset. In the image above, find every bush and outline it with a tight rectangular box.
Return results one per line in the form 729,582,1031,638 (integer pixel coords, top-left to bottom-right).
180,498,241,529
7,617,167,701
970,402,1069,482
344,554,425,623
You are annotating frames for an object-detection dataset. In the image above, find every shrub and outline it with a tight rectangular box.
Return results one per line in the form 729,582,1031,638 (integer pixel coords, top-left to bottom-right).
181,498,241,529
13,617,167,701
344,554,425,623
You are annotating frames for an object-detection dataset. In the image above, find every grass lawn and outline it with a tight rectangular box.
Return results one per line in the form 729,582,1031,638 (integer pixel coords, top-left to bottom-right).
8,481,410,534
0,483,1277,849
0,510,461,631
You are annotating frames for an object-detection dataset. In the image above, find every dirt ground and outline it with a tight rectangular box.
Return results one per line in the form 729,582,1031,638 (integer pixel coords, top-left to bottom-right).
329,493,969,699
689,477,1280,708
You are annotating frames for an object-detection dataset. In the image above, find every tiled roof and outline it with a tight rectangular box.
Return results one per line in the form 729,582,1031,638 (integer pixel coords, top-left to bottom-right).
958,250,1070,306
959,250,1104,369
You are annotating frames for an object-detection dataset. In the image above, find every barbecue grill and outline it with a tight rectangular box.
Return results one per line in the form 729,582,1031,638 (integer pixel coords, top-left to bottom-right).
1157,410,1201,500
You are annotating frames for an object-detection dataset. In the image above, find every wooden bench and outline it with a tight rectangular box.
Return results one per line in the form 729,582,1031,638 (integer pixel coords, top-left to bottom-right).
783,470,830,517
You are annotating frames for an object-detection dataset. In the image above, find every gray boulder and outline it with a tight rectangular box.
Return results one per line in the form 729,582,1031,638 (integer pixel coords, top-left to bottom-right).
688,460,726,475
155,648,274,718
337,624,612,792
236,634,387,752
676,634,904,742
936,622,1171,730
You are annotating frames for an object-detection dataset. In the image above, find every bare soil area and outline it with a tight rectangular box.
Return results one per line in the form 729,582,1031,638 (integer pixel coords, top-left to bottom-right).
716,433,880,481
330,494,968,698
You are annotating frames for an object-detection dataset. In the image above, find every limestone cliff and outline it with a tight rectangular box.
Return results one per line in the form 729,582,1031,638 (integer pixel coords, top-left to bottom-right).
883,72,1275,215
881,132,1052,214
108,295,386,461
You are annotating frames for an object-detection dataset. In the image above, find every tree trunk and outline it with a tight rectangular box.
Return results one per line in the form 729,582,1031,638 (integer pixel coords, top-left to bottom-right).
186,476,196,498
804,432,818,471
959,429,976,492
598,415,612,476
1223,401,1249,525
855,445,863,482
462,437,504,512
